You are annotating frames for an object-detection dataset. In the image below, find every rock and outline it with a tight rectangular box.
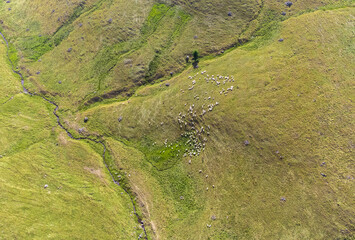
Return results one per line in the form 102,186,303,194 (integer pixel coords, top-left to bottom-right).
279,38,284,42
281,11,286,16
44,184,48,189
211,215,216,220
280,197,286,202
321,173,326,177
228,11,232,16
244,140,250,146
108,18,113,24
194,35,198,39
36,71,40,75
8,8,11,11
78,128,84,134
67,48,72,52
118,116,123,122
207,224,211,228
320,162,326,166
180,196,184,200
170,72,173,76
6,1,10,3
0,155,3,158
84,117,89,123
165,83,170,87
285,1,293,7
79,23,83,27
58,81,62,84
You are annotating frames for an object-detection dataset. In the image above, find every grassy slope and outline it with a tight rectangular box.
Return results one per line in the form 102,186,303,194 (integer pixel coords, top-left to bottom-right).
3,0,262,110
69,7,355,239
0,0,101,36
0,0,354,239
1,0,345,112
0,39,142,239
16,0,346,112
0,39,20,103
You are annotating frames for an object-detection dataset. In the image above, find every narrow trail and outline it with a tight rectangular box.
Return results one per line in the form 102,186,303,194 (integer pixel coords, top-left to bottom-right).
0,32,148,240
1,95,14,105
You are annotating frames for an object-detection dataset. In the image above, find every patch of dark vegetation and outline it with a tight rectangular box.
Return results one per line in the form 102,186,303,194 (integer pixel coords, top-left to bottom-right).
145,54,160,82
102,87,133,99
192,50,199,68
83,86,133,106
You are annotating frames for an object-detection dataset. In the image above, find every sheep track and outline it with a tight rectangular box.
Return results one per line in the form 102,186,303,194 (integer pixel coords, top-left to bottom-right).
0,31,148,240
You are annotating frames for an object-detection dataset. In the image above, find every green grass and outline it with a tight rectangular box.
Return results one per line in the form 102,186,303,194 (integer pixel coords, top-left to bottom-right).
17,35,52,61
14,0,109,61
0,41,144,239
135,136,192,170
1,1,354,239
1,0,263,110
67,6,355,239
105,138,204,239
141,3,171,36
0,38,21,103
0,96,144,239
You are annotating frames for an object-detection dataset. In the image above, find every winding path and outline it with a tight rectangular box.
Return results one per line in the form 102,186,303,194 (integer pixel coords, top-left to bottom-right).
0,31,148,240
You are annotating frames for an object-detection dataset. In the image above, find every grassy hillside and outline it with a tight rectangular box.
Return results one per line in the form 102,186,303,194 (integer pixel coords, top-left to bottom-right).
0,39,20,104
1,0,354,239
0,38,144,239
68,6,355,239
1,0,347,111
